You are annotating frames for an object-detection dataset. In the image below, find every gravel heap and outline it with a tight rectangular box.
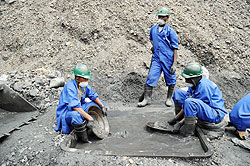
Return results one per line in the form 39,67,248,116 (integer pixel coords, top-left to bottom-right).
0,0,249,108
2,68,65,111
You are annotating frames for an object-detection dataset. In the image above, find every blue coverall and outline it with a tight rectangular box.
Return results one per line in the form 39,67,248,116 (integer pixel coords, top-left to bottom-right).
146,24,179,87
54,79,102,134
229,93,250,131
172,77,227,123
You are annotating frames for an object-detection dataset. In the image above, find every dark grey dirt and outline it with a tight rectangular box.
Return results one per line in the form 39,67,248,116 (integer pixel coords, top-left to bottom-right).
210,70,250,109
0,0,250,165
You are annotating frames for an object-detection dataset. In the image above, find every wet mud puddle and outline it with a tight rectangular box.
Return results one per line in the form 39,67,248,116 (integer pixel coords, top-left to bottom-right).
65,105,208,157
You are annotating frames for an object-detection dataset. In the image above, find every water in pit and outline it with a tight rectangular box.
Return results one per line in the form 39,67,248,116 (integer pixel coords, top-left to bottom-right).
69,105,206,157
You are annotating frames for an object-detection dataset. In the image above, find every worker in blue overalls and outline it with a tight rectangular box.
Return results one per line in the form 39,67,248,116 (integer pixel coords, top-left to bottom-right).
229,93,250,140
138,7,179,107
54,64,105,143
168,62,227,136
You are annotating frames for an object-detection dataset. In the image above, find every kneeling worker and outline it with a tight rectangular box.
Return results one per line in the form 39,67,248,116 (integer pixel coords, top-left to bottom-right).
54,64,105,143
169,62,227,136
229,93,250,140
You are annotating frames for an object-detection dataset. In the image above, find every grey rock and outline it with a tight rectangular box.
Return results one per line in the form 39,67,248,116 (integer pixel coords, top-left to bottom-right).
207,131,224,140
15,74,23,79
47,71,62,79
46,73,57,79
44,98,50,102
29,88,39,97
8,71,17,77
22,81,32,89
39,92,46,98
35,76,45,86
49,77,65,88
2,54,9,61
13,82,23,92
20,69,29,74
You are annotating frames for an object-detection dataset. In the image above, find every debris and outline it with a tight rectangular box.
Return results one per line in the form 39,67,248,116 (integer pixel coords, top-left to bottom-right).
231,138,250,151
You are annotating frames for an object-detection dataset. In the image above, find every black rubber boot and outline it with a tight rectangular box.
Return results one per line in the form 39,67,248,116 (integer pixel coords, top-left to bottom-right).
138,92,144,102
137,84,153,107
74,121,91,143
165,85,175,107
174,103,182,115
181,116,196,137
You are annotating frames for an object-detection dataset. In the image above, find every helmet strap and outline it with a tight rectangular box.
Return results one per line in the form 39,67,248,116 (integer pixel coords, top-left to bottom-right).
191,76,202,88
75,78,85,94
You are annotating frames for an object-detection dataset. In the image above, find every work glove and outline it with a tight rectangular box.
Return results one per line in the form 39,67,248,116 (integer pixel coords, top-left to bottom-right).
168,117,177,125
87,120,95,130
172,122,181,134
101,107,108,116
150,47,154,54
170,63,176,75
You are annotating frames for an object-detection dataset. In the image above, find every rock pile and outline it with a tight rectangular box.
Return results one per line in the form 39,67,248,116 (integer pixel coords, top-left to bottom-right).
3,68,65,111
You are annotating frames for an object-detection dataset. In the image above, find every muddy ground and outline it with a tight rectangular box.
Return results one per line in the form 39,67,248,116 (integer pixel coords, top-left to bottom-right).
0,0,250,165
0,102,250,166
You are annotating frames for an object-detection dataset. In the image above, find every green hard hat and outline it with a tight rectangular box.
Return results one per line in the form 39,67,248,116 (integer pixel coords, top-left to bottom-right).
156,7,170,17
72,64,92,79
181,62,203,79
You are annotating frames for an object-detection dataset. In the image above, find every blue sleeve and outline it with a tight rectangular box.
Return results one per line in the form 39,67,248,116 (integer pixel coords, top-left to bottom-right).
169,29,179,49
149,26,153,41
65,84,81,109
86,85,99,101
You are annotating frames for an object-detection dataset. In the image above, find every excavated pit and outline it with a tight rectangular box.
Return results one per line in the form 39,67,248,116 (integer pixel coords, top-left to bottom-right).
61,104,213,158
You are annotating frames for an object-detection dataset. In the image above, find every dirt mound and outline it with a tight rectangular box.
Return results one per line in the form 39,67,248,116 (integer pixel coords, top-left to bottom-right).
1,0,249,107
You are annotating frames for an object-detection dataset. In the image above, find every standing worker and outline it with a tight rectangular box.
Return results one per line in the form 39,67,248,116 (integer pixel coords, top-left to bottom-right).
138,7,179,107
229,93,250,140
169,62,227,136
54,64,106,143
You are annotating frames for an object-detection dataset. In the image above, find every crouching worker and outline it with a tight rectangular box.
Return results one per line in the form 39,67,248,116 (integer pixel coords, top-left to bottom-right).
168,62,227,136
54,64,105,143
229,93,250,140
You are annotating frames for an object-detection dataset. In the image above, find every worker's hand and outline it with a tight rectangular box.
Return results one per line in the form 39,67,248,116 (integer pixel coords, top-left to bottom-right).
150,47,154,54
172,122,181,134
170,64,176,75
168,117,177,125
87,120,94,130
101,107,108,116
